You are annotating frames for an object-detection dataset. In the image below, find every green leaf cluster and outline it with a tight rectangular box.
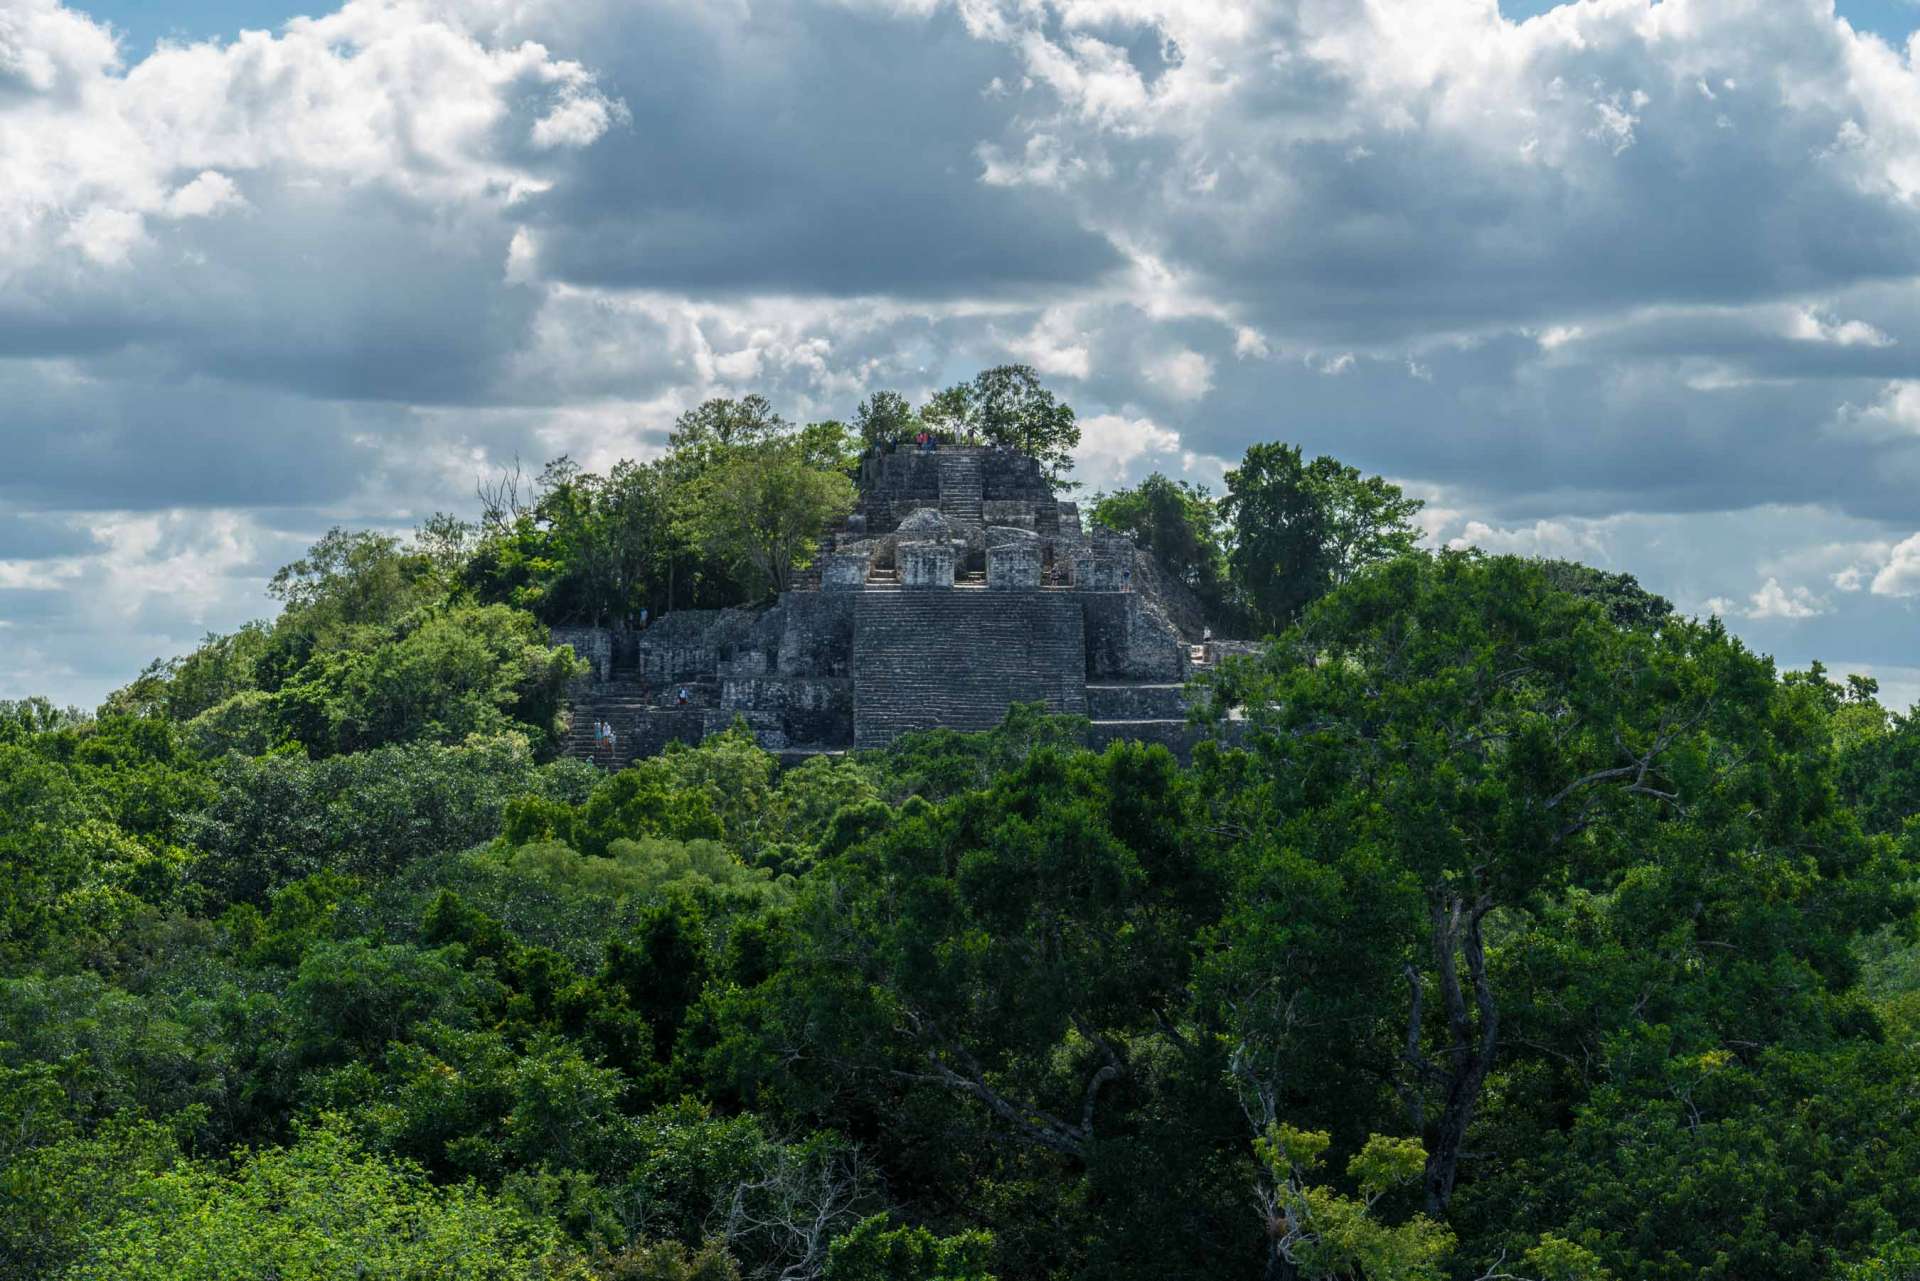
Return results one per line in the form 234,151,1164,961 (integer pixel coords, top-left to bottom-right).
6,430,1920,1281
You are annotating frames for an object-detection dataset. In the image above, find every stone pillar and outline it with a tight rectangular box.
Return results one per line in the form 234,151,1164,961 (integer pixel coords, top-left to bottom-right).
987,542,1042,589
899,540,956,588
820,551,871,591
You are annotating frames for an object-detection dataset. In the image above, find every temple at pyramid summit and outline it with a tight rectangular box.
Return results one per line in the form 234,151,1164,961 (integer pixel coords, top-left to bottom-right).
555,444,1250,766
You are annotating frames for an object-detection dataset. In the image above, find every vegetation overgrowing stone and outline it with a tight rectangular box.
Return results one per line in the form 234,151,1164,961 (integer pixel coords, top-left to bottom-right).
2,371,1918,1281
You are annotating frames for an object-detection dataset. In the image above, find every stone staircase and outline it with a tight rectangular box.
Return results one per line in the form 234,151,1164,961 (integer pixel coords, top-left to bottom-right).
939,451,984,524
562,680,655,767
853,591,1086,749
562,678,718,768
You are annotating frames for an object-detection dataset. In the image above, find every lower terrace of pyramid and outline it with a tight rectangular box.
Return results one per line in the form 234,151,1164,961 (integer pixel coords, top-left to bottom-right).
553,443,1250,763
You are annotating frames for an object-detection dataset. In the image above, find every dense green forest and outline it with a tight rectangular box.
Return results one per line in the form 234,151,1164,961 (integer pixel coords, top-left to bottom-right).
4,376,1920,1280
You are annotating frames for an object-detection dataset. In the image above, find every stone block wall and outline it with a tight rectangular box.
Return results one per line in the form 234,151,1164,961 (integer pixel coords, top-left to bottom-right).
551,626,613,683
624,708,708,759
853,591,1088,749
977,449,1054,500
1085,719,1209,759
982,500,1037,529
777,592,856,677
631,609,773,682
855,451,940,533
988,543,1042,589
1073,550,1135,592
1084,594,1188,682
820,552,870,590
900,541,955,588
720,676,853,747
1085,682,1189,720
853,447,1063,535
702,708,789,749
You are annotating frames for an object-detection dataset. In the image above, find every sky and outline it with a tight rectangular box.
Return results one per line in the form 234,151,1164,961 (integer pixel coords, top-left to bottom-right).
2,0,1919,713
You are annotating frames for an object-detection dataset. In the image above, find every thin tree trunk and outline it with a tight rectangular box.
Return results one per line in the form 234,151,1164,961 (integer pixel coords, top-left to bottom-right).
1421,892,1499,1216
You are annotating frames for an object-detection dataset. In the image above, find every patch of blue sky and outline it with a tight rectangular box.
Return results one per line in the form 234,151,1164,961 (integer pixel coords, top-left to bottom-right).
76,1,314,58
87,2,1920,60
1501,0,1917,45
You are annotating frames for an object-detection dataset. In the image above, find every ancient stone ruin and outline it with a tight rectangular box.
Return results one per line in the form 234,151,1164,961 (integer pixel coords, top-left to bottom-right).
556,444,1237,766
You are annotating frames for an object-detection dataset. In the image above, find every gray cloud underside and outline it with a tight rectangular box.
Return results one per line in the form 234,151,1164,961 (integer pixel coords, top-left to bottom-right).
2,0,1919,707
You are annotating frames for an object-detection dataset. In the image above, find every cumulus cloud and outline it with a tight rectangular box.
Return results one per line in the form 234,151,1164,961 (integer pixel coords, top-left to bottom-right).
1790,308,1894,348
1705,576,1827,621
1838,380,1920,441
530,88,626,150
165,170,247,219
1144,348,1213,401
1746,576,1828,620
1871,532,1920,596
59,205,147,266
6,0,1920,707
1447,518,1610,562
0,505,309,706
1070,412,1227,491
3,0,623,268
946,0,1920,340
1004,307,1094,380
1072,413,1185,489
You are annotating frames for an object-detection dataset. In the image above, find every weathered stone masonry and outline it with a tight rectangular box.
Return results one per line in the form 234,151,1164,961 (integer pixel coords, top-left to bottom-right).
559,446,1231,766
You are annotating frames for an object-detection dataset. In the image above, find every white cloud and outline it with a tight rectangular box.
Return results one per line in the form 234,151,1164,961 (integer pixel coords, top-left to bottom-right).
977,132,1096,188
1071,412,1184,489
1870,532,1920,597
0,505,308,709
1837,381,1920,440
1689,574,1829,623
59,206,146,266
1589,92,1642,156
165,170,247,219
1144,348,1213,401
530,86,625,149
1232,326,1270,359
1745,575,1827,620
1789,308,1894,347
7,0,1920,711
0,557,82,590
505,225,539,283
1004,306,1093,379
0,0,116,96
1,0,624,279
1448,517,1609,561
